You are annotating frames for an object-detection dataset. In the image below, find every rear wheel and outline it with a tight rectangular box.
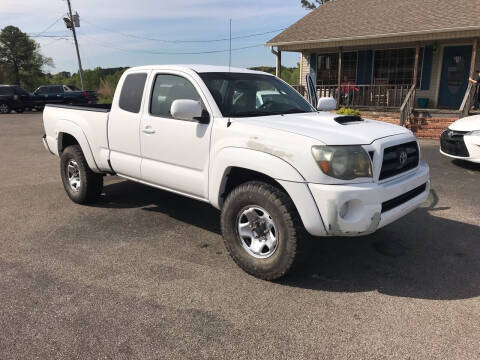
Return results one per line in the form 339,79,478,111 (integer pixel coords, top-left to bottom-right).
0,102,10,114
221,181,309,280
60,145,103,204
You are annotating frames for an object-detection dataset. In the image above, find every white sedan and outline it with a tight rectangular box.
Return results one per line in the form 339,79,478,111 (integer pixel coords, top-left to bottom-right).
440,115,480,163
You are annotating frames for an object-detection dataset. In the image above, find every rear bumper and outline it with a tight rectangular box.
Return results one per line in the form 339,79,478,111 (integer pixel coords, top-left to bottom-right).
308,161,430,236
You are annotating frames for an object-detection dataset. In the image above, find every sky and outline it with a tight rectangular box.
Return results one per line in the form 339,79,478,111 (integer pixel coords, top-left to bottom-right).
0,0,309,74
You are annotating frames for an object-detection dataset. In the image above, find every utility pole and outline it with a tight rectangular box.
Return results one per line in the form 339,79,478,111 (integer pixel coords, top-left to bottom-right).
65,0,84,90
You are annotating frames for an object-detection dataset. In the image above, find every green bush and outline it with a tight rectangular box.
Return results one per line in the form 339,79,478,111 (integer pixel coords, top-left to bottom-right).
336,107,361,117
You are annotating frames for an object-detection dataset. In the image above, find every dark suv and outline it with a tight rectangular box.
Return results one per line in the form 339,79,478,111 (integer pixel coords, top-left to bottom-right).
33,85,97,105
0,85,40,114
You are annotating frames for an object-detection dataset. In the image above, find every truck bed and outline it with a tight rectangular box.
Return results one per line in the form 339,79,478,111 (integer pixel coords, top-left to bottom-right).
43,103,112,173
45,103,112,112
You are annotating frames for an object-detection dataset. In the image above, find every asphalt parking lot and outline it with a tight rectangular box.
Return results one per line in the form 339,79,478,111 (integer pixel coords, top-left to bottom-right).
1,112,479,359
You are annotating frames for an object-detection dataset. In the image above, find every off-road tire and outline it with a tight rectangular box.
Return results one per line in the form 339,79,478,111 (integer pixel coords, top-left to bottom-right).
221,181,309,280
60,145,103,204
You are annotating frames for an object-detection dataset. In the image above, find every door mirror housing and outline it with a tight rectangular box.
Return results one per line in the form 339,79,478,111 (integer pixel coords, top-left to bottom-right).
171,99,209,123
317,97,337,111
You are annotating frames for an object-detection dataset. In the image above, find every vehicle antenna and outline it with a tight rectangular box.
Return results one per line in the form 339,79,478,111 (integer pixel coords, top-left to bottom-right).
228,19,232,72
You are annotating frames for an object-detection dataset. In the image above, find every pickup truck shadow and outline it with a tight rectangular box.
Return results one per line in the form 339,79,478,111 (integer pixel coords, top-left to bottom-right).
97,179,221,234
97,180,480,301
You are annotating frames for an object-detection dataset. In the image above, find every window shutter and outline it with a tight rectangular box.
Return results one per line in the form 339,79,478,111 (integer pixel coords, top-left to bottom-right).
421,46,433,90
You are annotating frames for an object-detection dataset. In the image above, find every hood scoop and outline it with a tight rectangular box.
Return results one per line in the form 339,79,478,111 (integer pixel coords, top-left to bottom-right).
334,115,364,125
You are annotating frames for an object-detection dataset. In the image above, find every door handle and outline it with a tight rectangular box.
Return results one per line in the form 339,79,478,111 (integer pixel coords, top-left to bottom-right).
142,126,155,134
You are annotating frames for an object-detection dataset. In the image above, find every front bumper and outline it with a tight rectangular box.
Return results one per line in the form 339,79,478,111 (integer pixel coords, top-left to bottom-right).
308,161,430,236
440,132,480,164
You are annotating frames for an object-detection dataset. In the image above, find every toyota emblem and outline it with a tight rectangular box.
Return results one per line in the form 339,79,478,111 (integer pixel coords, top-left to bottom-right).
399,150,408,167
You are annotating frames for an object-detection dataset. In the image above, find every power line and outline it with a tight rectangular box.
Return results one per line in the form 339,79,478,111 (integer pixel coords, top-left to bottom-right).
78,32,265,55
29,34,71,38
82,19,285,44
30,16,64,36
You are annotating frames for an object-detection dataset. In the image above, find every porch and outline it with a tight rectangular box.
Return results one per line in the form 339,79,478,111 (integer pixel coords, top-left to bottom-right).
285,38,480,125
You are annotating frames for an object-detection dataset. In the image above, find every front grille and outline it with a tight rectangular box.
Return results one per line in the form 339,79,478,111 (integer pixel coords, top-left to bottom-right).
440,129,470,157
381,183,427,213
379,141,419,180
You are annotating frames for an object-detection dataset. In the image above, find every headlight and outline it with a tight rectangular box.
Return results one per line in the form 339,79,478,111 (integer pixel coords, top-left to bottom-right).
467,130,480,136
311,145,372,180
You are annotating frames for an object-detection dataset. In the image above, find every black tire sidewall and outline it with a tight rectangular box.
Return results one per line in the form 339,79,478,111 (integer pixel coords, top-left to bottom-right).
60,146,90,203
221,182,298,279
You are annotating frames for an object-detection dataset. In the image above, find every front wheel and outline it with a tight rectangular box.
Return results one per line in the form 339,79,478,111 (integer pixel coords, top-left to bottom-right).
221,181,309,280
15,107,24,113
60,145,103,204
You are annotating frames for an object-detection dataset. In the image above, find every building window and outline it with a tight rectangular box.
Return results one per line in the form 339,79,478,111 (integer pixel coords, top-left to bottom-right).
373,48,424,85
316,52,357,85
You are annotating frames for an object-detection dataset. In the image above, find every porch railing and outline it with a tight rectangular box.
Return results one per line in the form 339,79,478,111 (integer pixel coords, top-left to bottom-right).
315,84,412,109
399,85,416,127
459,82,476,118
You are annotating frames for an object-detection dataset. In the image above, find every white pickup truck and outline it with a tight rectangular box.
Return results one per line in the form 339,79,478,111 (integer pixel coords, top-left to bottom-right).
42,65,430,280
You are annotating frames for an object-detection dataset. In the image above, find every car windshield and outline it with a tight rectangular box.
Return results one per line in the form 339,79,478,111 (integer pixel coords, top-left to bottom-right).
199,72,314,117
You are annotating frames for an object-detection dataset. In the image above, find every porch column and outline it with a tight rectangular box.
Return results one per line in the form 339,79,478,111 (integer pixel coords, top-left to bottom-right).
336,47,343,108
276,50,282,78
469,38,478,77
270,47,281,77
412,44,421,87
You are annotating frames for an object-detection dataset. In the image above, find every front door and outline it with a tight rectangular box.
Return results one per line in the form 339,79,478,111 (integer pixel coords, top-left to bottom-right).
438,45,472,108
139,72,213,199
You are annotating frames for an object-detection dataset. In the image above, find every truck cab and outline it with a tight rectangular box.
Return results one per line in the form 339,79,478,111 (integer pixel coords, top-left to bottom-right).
42,65,430,280
34,84,97,105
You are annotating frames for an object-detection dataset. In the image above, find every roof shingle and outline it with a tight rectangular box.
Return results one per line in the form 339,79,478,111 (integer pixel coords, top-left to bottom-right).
267,0,480,45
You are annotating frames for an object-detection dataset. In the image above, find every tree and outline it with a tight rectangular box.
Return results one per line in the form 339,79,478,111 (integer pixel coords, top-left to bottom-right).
301,0,333,10
0,25,53,86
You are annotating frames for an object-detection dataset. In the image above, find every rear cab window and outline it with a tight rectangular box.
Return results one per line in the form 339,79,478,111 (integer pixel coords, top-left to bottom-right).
49,86,64,94
119,73,148,113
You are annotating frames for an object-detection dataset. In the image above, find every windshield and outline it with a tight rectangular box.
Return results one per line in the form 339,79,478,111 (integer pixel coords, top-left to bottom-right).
199,72,314,117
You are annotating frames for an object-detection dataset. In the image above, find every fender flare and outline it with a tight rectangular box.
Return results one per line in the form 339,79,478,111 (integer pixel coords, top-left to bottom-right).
209,147,326,236
56,119,100,172
209,147,305,208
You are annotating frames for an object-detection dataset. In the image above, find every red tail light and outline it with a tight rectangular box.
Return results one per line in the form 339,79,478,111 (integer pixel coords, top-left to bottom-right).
83,91,88,98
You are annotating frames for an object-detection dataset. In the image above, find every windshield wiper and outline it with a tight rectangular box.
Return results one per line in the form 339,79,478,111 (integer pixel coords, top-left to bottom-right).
228,111,273,118
279,109,311,114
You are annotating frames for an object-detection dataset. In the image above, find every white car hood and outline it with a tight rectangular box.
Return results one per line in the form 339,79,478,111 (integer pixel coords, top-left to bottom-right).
449,114,480,132
238,112,411,145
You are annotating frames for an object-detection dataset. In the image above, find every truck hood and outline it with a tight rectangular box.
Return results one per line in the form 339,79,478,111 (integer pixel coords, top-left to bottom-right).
449,114,480,132
238,112,411,145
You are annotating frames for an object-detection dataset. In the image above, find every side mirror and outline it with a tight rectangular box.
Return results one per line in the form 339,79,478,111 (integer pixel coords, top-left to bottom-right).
317,97,337,111
171,99,209,124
